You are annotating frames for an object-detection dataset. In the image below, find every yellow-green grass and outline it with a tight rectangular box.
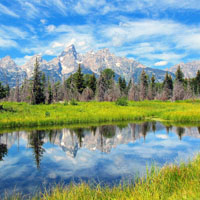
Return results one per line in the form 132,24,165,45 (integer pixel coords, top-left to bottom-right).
5,154,200,200
1,100,200,128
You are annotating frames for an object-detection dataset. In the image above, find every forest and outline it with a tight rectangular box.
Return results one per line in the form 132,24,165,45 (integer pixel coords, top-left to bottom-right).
1,58,200,104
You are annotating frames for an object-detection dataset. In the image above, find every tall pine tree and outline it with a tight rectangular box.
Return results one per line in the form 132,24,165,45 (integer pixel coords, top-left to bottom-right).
31,58,46,104
175,65,184,83
73,64,85,94
140,70,148,100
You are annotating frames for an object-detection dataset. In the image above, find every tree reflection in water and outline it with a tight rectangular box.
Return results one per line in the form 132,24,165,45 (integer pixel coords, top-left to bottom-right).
28,130,45,169
176,127,185,140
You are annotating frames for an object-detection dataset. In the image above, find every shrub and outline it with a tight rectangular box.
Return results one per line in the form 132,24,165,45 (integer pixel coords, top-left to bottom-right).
70,99,78,106
115,98,128,106
64,101,68,106
45,111,50,117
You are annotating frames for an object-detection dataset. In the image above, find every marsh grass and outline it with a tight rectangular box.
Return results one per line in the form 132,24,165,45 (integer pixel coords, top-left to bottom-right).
4,155,200,200
1,100,200,129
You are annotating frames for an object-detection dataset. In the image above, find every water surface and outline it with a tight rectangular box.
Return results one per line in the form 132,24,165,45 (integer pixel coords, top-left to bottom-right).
0,122,200,196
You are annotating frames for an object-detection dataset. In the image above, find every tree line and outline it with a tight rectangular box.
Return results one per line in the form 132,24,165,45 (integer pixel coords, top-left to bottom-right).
1,59,200,104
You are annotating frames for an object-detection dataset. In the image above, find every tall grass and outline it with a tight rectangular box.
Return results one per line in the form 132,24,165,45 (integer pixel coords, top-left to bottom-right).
5,155,200,200
1,100,200,128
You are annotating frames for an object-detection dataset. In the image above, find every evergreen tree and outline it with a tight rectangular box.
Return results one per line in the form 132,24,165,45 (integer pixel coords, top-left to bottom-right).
88,73,97,94
0,82,8,99
73,64,85,94
118,77,126,94
101,68,115,89
31,59,46,104
139,70,148,100
47,80,53,104
175,65,184,83
162,72,173,99
118,77,122,91
148,75,156,100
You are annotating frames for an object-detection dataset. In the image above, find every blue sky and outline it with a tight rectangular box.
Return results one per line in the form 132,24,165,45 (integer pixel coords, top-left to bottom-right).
0,0,200,69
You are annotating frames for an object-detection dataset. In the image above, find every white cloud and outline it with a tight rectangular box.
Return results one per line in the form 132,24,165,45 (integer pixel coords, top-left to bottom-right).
46,25,56,32
156,134,169,139
40,19,47,24
0,38,17,48
14,55,33,65
0,25,28,49
0,3,19,18
52,42,64,48
0,25,28,39
154,61,168,66
43,0,67,15
45,49,54,55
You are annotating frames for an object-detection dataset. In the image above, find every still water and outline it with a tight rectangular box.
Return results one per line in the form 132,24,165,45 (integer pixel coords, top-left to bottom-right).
0,122,200,195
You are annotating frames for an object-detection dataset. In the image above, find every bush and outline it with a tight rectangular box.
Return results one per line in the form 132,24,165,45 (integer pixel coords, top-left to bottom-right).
45,111,50,117
115,98,128,106
64,101,68,106
70,99,78,106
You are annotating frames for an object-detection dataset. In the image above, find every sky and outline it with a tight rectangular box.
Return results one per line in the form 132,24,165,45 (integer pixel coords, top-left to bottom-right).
0,0,200,69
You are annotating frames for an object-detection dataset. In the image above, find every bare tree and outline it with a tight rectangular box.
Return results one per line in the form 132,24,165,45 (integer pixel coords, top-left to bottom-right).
172,81,185,101
80,87,94,101
128,81,139,101
104,82,120,101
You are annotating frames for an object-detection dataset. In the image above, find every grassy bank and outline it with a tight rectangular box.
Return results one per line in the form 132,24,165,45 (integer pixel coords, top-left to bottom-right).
1,100,200,128
5,154,200,200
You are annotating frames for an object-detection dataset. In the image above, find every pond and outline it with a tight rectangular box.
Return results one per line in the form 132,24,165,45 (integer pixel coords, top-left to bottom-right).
0,121,200,196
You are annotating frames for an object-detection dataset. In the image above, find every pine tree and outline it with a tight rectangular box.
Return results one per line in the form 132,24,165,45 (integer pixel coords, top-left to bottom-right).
0,82,8,100
88,73,97,94
74,64,85,94
148,75,156,100
139,70,148,100
47,80,53,104
31,58,46,104
162,72,173,99
175,65,184,83
118,77,122,91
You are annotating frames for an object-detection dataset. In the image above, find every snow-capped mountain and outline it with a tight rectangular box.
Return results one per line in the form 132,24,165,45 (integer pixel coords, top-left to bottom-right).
0,45,174,86
167,61,200,78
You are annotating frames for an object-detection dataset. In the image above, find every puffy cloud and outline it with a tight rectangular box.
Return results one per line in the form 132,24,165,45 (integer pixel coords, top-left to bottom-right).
46,25,56,32
154,61,168,66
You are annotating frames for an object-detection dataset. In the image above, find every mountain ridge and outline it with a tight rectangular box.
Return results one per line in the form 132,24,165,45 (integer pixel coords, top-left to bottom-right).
166,61,200,78
0,44,175,86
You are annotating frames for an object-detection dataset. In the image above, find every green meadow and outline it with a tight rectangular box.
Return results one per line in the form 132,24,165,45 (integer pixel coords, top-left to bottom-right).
1,100,200,129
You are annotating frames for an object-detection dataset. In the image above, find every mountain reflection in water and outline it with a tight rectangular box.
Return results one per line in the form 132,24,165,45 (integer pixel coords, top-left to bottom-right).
0,122,200,196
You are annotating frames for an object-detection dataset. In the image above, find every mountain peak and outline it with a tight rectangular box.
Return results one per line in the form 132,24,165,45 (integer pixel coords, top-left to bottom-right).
60,44,77,57
0,56,17,69
64,44,76,52
98,48,110,54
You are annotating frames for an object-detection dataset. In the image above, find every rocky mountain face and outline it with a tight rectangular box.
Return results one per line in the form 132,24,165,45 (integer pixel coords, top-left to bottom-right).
167,61,200,78
0,56,26,87
0,45,175,86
